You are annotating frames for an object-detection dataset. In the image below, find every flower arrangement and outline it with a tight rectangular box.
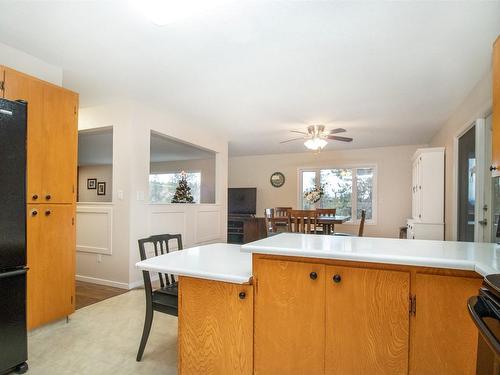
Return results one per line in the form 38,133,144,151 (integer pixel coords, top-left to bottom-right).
303,185,324,204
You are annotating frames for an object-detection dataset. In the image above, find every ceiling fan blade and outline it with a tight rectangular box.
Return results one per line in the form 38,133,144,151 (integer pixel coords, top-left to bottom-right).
328,135,353,142
290,130,308,135
280,137,305,144
329,128,346,134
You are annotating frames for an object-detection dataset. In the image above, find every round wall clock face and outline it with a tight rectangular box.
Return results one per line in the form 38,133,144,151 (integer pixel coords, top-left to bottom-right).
270,172,285,188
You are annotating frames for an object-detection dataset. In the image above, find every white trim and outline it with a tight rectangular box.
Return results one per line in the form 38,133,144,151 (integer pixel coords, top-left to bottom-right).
76,205,113,255
297,164,378,225
76,275,129,289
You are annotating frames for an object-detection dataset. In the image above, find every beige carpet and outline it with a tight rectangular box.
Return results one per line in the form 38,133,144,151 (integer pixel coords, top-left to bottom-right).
27,289,178,374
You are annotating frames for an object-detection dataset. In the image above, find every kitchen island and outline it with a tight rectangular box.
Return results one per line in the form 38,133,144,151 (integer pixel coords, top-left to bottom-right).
136,233,500,375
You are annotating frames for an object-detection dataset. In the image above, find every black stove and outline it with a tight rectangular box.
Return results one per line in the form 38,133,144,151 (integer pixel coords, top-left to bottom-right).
468,274,500,375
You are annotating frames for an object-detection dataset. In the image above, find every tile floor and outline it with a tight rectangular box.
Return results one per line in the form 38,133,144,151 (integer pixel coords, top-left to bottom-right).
27,290,178,374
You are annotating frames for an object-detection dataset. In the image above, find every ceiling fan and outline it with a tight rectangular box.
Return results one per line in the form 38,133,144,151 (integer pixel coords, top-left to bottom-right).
280,125,353,151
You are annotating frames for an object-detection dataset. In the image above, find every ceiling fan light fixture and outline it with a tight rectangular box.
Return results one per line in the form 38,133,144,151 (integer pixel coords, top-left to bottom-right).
304,137,327,151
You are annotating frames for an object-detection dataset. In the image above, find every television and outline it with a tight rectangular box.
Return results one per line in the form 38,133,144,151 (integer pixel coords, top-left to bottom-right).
228,188,257,215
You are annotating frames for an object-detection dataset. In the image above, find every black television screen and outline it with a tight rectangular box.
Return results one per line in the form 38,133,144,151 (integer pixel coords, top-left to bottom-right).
228,188,257,215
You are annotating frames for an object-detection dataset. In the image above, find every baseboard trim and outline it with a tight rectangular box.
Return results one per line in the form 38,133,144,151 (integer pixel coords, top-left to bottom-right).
76,275,130,290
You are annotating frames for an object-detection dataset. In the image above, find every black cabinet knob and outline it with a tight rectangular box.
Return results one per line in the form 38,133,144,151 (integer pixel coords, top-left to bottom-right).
490,165,497,172
239,292,246,300
45,194,51,200
32,194,38,200
310,272,318,280
31,209,38,216
45,210,51,216
333,274,342,283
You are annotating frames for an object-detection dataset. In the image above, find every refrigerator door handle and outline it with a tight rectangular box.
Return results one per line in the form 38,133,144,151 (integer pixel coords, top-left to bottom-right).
0,269,27,280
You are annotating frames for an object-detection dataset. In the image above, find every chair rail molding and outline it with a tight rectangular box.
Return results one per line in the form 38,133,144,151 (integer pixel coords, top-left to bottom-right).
76,204,113,255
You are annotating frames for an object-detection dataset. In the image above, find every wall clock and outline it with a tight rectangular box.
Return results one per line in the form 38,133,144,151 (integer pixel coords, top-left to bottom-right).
270,172,285,188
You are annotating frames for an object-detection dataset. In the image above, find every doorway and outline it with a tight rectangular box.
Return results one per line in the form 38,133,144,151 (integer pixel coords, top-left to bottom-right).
457,116,493,243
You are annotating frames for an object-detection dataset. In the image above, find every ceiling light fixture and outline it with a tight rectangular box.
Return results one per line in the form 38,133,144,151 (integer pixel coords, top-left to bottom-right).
130,0,229,26
304,137,328,151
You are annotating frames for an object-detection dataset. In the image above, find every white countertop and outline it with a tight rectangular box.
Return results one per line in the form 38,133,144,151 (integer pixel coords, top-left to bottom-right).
136,243,252,284
241,233,500,276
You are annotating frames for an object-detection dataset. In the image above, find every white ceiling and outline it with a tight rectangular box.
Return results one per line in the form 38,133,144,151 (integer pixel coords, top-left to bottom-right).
1,1,499,156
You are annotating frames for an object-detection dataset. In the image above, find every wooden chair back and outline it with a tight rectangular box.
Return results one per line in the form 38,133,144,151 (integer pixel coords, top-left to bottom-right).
274,207,292,217
358,210,366,237
264,208,275,236
138,234,183,290
288,210,318,234
316,208,337,217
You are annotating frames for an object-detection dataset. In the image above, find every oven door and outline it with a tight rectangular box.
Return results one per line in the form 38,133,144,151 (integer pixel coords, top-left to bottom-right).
468,292,500,375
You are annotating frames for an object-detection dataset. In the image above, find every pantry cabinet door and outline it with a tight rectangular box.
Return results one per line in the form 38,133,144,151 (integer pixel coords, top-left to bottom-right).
325,266,410,375
254,258,325,375
3,67,44,204
492,37,500,171
41,85,78,204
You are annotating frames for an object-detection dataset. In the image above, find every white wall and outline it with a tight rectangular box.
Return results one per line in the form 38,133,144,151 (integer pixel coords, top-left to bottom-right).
229,144,419,238
77,99,228,288
0,42,62,85
429,70,492,240
78,165,113,202
150,158,216,203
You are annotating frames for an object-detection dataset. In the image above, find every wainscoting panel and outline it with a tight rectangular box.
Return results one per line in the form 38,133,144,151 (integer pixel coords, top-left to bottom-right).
76,205,113,255
196,209,221,243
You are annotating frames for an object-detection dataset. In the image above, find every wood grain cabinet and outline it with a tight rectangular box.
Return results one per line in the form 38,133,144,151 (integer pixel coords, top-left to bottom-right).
492,36,500,172
1,66,77,329
254,259,325,375
409,273,482,375
325,266,410,375
178,277,253,375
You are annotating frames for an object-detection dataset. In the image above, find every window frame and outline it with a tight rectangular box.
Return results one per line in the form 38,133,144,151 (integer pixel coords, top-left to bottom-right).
297,164,377,225
149,170,202,204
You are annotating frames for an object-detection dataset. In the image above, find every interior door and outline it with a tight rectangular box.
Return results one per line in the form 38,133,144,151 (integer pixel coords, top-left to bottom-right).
457,125,476,242
42,85,78,204
254,259,325,375
28,204,75,328
3,68,44,204
325,266,410,375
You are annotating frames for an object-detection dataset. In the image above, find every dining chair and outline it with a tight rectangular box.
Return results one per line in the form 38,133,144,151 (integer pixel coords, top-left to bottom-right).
333,210,366,237
288,209,318,234
316,208,337,234
272,207,292,232
136,233,183,362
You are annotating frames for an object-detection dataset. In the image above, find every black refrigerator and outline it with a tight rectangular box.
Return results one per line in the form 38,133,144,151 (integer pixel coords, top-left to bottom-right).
0,99,28,374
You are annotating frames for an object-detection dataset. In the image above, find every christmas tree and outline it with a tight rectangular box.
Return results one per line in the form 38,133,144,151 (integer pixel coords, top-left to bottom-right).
171,171,194,203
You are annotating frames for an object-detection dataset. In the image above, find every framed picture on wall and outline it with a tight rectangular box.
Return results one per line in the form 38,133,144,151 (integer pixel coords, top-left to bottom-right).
97,182,106,196
87,178,97,189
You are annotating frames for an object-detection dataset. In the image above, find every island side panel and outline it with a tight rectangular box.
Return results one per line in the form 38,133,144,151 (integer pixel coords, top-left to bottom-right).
178,276,253,375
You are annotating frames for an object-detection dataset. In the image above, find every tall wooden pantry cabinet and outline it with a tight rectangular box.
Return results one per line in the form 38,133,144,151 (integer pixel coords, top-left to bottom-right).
0,66,78,329
407,147,445,240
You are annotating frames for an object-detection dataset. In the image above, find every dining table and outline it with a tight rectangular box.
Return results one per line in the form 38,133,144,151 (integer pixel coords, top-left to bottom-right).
270,214,351,235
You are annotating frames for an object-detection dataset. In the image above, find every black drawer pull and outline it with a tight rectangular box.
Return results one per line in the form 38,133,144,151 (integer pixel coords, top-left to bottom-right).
45,210,51,216
32,194,38,200
45,194,51,200
333,274,342,283
239,292,246,300
310,272,318,280
31,209,38,216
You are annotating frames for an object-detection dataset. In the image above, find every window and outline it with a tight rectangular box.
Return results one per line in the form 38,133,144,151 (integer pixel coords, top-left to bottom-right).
299,167,376,223
149,172,201,203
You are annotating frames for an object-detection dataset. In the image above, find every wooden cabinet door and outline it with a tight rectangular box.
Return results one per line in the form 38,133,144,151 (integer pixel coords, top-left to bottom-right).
254,259,325,375
3,67,44,204
28,204,75,329
492,37,500,170
41,85,78,204
325,266,410,375
410,274,482,375
0,65,4,97
179,277,253,375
